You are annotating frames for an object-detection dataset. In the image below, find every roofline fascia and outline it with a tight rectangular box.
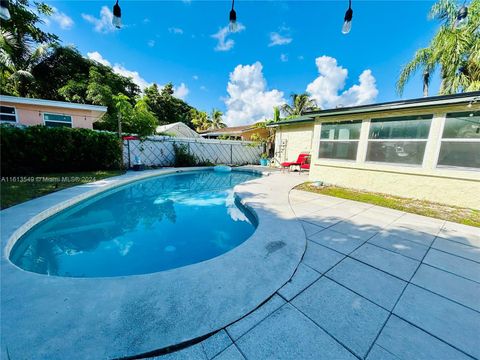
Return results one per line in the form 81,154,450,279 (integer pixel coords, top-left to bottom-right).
0,95,108,113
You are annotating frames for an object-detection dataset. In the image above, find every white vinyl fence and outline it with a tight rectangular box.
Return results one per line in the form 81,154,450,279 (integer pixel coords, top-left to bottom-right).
123,136,263,168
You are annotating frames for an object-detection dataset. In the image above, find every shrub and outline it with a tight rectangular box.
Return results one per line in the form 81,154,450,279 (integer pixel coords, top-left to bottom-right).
1,125,122,175
173,143,198,167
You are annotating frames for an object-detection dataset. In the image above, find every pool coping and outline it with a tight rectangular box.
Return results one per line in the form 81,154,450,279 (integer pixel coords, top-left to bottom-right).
1,167,306,359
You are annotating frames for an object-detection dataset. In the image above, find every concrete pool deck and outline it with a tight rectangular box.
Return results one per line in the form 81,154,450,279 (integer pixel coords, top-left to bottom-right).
1,167,306,359
2,169,480,359
152,188,480,360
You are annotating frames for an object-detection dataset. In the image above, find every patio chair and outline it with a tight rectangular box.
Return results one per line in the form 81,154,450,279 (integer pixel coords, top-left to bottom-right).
299,155,311,173
281,153,310,172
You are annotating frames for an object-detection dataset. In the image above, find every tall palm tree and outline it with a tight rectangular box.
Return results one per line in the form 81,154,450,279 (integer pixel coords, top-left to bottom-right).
281,93,318,117
397,0,480,96
210,109,227,129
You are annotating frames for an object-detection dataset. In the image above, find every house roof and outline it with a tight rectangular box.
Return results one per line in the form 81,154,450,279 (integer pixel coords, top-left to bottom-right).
200,125,251,137
156,122,200,138
267,115,315,127
269,91,480,126
0,95,108,113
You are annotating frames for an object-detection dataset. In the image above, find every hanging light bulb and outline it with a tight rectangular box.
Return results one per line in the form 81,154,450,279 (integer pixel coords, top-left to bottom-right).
229,0,237,32
0,0,11,21
342,0,353,34
112,0,122,29
454,4,468,29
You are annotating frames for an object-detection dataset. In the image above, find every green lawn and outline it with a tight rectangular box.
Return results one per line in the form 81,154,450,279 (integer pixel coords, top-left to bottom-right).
1,170,125,210
296,183,480,228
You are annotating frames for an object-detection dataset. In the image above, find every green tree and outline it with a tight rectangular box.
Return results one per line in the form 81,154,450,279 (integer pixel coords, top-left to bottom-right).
1,39,53,96
113,94,157,137
272,106,281,122
210,109,226,129
190,109,212,132
34,46,139,102
397,0,480,95
281,93,318,117
144,83,195,127
0,0,58,96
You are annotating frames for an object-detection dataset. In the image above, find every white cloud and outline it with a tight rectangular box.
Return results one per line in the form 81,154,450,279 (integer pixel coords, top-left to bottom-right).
223,62,286,126
174,83,189,99
114,65,151,90
200,85,207,91
193,75,199,80
50,7,74,30
269,32,292,47
211,23,245,52
280,53,288,62
148,40,156,47
82,6,115,34
87,52,151,90
87,51,111,66
306,56,378,109
168,27,184,35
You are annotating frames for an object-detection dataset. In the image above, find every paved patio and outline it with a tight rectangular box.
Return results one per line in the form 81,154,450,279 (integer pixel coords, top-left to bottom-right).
154,188,480,360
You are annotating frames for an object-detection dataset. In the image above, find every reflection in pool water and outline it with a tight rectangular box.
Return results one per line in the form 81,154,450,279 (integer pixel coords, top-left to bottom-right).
10,170,260,277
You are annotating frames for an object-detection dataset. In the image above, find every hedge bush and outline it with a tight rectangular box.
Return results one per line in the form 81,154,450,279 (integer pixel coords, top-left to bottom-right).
1,125,122,175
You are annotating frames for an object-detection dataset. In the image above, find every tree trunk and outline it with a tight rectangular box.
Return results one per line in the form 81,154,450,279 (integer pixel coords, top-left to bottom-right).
423,71,429,97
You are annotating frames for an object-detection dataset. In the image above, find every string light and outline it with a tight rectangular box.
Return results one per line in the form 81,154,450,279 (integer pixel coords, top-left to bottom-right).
229,0,237,32
342,0,353,34
112,0,122,29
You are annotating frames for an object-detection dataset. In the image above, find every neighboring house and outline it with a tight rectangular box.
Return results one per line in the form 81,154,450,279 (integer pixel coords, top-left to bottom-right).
269,91,480,209
201,124,269,141
0,95,107,129
156,122,200,138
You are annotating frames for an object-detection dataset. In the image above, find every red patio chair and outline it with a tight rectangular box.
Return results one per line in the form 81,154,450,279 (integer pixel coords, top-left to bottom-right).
281,153,310,172
300,155,311,173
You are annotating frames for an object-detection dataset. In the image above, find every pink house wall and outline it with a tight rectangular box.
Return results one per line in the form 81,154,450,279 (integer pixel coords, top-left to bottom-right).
1,102,102,129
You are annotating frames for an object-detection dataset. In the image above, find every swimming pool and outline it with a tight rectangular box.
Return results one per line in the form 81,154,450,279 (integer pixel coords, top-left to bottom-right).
9,170,260,277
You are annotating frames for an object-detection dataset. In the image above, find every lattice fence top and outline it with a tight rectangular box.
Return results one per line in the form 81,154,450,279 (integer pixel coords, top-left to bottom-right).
123,136,263,168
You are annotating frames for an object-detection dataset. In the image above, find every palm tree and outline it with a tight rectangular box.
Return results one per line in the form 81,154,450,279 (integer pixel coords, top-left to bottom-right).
1,29,52,96
190,109,212,132
397,0,480,96
210,109,227,129
272,106,281,122
281,93,318,117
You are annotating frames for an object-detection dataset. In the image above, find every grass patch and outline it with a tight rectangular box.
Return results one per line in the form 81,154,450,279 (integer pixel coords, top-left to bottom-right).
296,183,480,228
1,170,125,210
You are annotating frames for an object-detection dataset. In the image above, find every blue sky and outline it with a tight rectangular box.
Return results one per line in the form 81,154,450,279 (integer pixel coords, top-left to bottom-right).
42,0,441,125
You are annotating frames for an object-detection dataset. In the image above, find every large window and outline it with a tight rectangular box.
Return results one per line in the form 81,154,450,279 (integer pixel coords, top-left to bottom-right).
318,121,361,160
437,111,480,169
0,106,17,123
44,113,72,128
366,115,432,165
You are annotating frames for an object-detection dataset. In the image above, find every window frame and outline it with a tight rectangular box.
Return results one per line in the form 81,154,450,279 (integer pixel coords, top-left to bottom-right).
318,121,362,162
0,105,18,123
366,115,433,167
43,112,73,128
435,111,480,171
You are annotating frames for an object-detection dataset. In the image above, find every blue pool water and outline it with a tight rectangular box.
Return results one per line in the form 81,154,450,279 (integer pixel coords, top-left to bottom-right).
9,170,260,277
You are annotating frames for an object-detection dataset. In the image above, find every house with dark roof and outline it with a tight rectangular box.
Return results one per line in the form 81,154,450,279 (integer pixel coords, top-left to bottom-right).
269,91,480,208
